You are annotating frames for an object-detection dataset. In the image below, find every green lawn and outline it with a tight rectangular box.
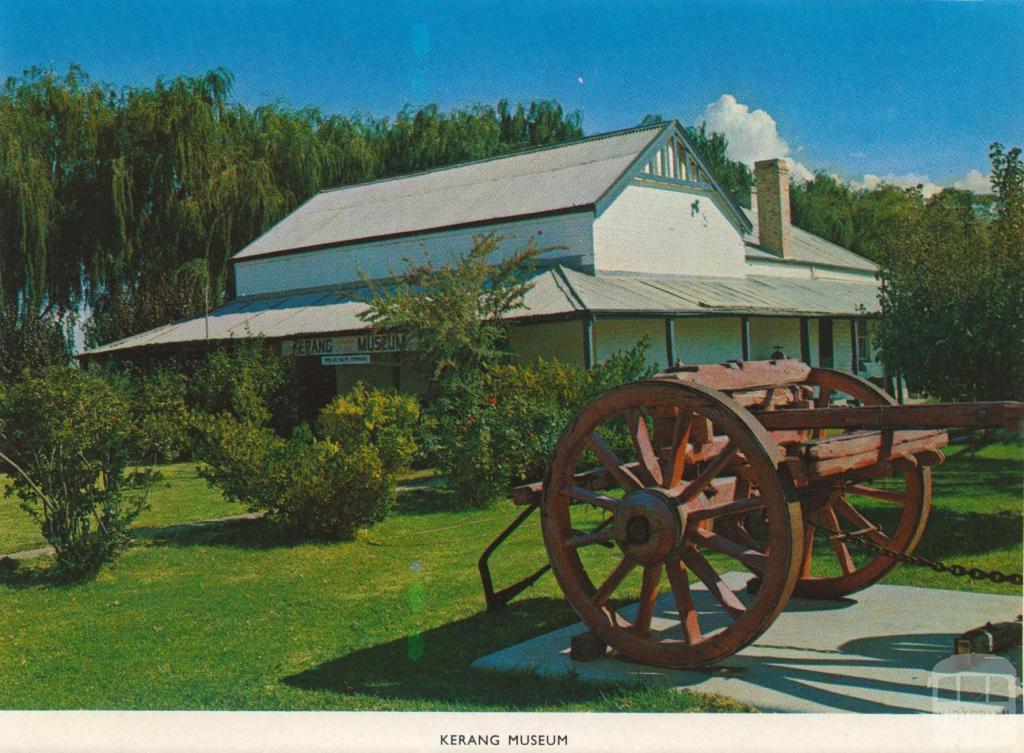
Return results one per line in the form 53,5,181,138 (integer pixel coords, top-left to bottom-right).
0,439,1019,711
0,463,240,555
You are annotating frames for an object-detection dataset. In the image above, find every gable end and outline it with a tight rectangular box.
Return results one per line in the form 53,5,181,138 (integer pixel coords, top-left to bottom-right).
594,120,752,235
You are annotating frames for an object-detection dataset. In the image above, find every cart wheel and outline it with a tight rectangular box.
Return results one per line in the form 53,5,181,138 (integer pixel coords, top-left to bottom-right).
541,380,802,668
791,368,932,598
792,468,932,599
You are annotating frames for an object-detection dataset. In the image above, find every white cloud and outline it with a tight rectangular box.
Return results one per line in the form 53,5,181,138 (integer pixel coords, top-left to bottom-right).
852,172,945,198
699,94,994,197
700,94,814,183
953,169,992,194
851,169,993,198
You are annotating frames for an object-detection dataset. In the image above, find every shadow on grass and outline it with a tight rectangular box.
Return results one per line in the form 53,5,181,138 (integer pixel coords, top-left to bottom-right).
806,503,1021,569
278,596,722,711
392,486,464,515
0,557,104,590
914,507,1022,561
0,557,62,589
933,452,1023,498
145,517,324,551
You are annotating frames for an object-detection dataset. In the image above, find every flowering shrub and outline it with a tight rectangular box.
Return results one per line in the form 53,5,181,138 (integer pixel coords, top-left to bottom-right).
318,383,420,476
195,414,394,539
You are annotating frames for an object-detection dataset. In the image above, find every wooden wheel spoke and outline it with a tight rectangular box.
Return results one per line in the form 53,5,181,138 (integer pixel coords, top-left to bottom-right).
846,484,909,505
674,441,739,506
681,547,747,620
585,433,643,492
667,411,694,488
684,495,766,523
634,565,661,639
593,558,637,607
665,557,702,644
626,410,663,487
821,507,856,575
832,496,890,545
800,517,817,578
566,528,615,548
543,381,804,666
566,485,619,512
717,518,761,552
692,527,767,572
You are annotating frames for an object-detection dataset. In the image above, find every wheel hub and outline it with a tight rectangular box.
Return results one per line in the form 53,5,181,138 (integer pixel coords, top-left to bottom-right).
613,488,687,565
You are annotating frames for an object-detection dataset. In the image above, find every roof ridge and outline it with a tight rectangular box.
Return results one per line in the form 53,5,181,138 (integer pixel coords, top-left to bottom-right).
315,122,667,196
552,265,589,312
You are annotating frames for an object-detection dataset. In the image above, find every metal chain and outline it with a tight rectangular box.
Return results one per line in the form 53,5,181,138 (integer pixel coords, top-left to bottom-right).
822,525,1024,587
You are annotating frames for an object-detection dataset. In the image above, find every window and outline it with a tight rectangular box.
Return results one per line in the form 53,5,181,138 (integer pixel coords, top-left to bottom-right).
856,321,872,362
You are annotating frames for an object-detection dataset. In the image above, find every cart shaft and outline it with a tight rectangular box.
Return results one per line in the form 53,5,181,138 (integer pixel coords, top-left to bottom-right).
758,402,1023,431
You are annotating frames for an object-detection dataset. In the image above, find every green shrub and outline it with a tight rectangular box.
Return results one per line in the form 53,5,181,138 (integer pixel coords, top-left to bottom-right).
318,383,420,475
431,338,656,507
91,364,192,463
128,369,192,463
189,339,289,425
0,367,146,579
274,434,392,539
196,414,394,539
193,413,283,508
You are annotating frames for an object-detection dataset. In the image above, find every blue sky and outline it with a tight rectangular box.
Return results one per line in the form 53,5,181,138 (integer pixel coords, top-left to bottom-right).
2,0,1022,192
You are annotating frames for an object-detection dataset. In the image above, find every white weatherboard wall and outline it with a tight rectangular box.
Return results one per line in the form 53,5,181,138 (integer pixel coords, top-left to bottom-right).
746,259,879,284
594,318,666,371
510,320,586,368
594,184,747,277
234,212,595,297
745,260,813,279
813,268,878,283
748,317,803,361
674,317,742,365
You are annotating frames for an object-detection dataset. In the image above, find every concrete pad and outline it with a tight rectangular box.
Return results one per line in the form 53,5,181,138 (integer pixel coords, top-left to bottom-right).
473,572,1023,713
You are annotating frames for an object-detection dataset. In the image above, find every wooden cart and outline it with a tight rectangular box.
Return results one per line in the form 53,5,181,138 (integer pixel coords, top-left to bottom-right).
478,359,1023,668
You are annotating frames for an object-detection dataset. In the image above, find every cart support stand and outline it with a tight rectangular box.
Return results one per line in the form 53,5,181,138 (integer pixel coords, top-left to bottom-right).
478,503,552,611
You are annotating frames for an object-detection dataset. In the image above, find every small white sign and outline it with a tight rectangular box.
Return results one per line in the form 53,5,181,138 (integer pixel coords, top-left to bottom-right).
321,354,371,366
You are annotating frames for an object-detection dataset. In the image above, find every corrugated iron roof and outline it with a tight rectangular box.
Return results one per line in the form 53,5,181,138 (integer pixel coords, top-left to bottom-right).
233,124,666,261
84,290,373,355
742,206,878,272
554,267,880,316
83,266,879,357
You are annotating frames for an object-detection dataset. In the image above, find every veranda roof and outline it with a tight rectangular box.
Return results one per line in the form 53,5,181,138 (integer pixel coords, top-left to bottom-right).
82,266,879,358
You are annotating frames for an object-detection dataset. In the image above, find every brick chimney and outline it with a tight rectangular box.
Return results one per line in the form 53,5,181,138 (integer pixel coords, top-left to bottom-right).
754,158,792,258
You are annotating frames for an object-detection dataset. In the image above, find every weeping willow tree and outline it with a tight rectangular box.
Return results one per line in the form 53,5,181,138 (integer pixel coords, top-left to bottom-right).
0,64,584,359
0,65,110,372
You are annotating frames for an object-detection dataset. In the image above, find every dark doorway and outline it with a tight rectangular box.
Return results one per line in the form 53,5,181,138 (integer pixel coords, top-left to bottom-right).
818,319,834,369
292,358,338,421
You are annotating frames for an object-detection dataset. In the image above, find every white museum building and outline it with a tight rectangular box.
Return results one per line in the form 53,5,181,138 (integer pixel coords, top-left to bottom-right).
83,121,885,396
